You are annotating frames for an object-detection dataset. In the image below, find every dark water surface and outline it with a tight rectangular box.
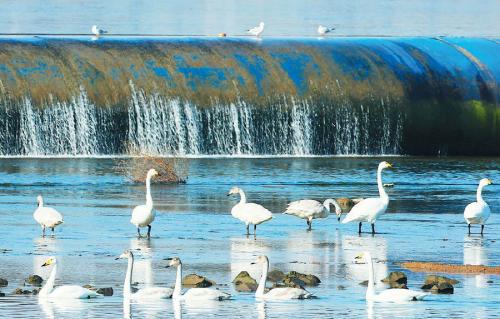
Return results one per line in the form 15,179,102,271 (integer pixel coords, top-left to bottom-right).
0,157,499,318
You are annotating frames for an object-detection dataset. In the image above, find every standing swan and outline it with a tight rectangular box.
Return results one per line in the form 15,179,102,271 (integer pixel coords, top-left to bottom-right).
166,257,231,301
355,252,428,302
33,195,64,237
464,178,493,235
116,250,173,300
284,199,342,230
228,187,273,236
38,257,101,299
131,168,159,238
342,161,393,234
252,255,312,300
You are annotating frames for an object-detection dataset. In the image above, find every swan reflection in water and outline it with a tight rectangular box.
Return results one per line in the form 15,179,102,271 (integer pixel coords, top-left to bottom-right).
230,236,272,281
123,298,170,319
342,234,388,284
39,298,85,319
463,236,490,289
129,238,154,288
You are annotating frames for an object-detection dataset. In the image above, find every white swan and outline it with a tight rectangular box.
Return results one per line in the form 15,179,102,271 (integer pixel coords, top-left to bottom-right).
38,257,100,299
355,252,428,302
464,178,493,235
317,25,335,35
228,187,273,235
166,257,231,301
247,22,265,37
131,168,159,238
91,25,107,36
33,195,64,237
252,255,312,300
342,161,392,234
116,250,173,300
284,198,342,230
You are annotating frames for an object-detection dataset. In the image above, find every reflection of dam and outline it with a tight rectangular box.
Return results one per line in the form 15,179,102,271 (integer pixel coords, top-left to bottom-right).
0,37,498,156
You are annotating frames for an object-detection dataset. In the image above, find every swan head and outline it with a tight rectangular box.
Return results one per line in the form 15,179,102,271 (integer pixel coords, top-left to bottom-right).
146,168,160,178
480,178,493,187
324,199,342,220
36,195,43,206
165,257,182,268
250,255,269,265
227,186,241,196
260,22,265,27
41,257,57,267
115,250,133,260
379,161,393,170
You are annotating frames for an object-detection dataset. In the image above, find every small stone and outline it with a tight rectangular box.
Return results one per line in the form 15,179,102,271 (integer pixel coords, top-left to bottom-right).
0,292,5,297
337,285,346,290
282,277,305,289
423,275,459,286
0,278,8,287
381,272,407,285
182,274,214,288
233,271,258,292
487,280,494,284
359,280,369,286
96,287,113,296
32,288,40,295
389,283,408,289
430,283,454,294
267,269,285,282
25,275,43,286
13,288,31,295
283,271,320,287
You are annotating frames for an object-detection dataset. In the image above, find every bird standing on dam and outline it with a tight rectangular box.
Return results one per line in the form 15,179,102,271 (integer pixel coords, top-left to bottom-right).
247,22,265,37
91,25,107,36
342,161,393,234
317,25,335,36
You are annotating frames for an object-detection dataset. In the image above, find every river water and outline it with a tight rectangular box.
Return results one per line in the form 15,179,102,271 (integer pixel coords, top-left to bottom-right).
0,156,498,318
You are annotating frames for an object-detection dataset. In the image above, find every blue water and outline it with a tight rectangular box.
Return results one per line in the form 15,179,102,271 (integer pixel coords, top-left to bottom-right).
0,157,499,318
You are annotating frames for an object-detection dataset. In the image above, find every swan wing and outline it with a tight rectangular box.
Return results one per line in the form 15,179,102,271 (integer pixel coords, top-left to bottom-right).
232,203,272,225
49,285,101,299
464,202,490,224
342,198,386,224
375,288,428,302
262,287,312,300
131,205,155,227
183,288,231,300
132,287,173,300
284,200,324,219
34,207,63,227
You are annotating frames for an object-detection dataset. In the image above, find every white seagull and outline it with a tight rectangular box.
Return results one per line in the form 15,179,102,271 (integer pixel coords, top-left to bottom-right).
464,178,493,235
342,161,393,234
355,252,428,302
91,25,107,36
228,187,273,235
247,22,265,37
284,198,342,230
130,168,160,238
317,25,335,36
33,195,64,237
252,255,312,300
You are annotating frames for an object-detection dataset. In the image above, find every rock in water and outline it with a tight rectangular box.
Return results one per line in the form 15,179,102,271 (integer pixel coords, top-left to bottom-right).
97,287,113,296
0,278,8,287
182,274,214,288
267,269,285,282
0,292,5,297
13,288,32,295
233,271,258,292
430,282,454,294
283,271,320,287
336,198,354,211
283,277,306,289
381,271,407,284
26,275,43,286
421,275,459,289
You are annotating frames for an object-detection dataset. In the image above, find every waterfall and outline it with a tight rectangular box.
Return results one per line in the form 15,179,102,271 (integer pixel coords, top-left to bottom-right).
0,83,404,156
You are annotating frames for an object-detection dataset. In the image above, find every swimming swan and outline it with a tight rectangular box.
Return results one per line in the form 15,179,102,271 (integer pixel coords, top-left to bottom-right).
130,168,159,238
342,161,392,234
38,257,101,299
252,255,312,300
228,187,273,235
166,257,231,301
116,250,173,300
33,195,64,237
284,199,342,230
355,252,428,302
464,178,493,235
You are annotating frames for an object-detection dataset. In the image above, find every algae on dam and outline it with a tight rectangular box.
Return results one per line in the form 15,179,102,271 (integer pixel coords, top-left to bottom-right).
0,37,498,156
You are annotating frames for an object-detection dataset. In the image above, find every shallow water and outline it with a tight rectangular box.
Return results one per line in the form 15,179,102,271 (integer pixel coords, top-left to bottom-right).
0,157,499,318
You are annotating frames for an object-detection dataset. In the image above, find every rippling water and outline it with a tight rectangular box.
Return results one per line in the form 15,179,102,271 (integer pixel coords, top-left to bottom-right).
0,157,499,318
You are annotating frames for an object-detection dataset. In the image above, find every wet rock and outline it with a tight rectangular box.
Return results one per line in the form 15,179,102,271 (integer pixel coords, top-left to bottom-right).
430,283,454,294
336,198,354,211
13,288,32,295
282,277,305,289
32,288,40,295
337,285,346,290
25,275,43,286
421,275,459,289
182,274,214,288
233,271,258,292
389,283,408,289
0,278,8,287
267,269,285,282
97,287,114,296
359,280,369,286
381,272,407,285
0,292,5,297
284,271,320,287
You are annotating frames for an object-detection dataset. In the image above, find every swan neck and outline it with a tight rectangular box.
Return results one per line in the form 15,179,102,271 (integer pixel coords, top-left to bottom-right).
173,263,183,298
366,253,376,299
39,263,56,296
124,255,133,298
477,184,486,203
377,167,388,202
256,260,268,297
38,200,43,208
238,190,247,204
146,175,153,207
